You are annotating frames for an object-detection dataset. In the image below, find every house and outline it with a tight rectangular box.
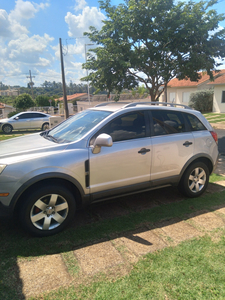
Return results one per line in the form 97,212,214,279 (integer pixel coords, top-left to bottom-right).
164,69,225,112
0,89,19,96
0,103,16,118
55,93,88,102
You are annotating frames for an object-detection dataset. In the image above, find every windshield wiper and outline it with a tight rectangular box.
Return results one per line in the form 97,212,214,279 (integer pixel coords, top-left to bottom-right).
43,133,59,143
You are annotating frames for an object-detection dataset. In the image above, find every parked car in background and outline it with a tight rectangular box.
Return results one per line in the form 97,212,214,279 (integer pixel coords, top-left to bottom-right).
0,102,218,237
0,111,51,133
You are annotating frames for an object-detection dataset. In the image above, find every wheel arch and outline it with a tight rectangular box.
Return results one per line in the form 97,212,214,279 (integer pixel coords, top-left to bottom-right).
179,154,214,182
42,122,49,130
13,173,89,216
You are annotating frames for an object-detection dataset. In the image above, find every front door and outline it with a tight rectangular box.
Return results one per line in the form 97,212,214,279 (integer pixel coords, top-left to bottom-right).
89,111,152,194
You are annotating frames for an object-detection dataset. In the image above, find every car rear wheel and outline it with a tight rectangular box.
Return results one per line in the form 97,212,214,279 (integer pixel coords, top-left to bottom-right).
42,122,49,131
179,162,209,198
2,124,13,134
19,184,76,237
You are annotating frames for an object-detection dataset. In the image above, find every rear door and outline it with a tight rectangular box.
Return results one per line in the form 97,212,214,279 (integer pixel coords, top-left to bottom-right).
29,113,48,129
149,110,194,180
89,111,152,193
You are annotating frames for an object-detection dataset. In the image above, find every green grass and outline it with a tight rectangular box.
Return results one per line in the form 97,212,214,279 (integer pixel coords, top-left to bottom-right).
203,113,225,123
39,233,225,300
1,189,225,299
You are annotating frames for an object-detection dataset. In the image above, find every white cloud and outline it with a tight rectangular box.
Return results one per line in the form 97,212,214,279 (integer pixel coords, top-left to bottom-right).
74,0,87,12
65,6,105,37
9,0,49,21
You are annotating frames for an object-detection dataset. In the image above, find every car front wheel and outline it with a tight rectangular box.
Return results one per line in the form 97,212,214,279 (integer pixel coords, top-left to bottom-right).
2,124,13,134
19,184,76,237
179,162,209,198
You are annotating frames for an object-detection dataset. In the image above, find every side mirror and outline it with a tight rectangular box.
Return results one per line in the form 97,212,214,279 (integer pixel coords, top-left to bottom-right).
92,133,113,154
14,117,19,120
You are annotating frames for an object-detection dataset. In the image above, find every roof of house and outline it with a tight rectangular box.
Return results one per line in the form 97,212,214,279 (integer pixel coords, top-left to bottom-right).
56,93,88,101
0,103,14,109
168,69,225,88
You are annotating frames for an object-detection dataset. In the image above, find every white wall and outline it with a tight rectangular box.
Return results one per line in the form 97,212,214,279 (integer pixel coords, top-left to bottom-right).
213,85,225,113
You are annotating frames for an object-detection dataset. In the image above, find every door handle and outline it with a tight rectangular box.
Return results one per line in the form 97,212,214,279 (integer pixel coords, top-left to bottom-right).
138,148,150,154
183,141,193,147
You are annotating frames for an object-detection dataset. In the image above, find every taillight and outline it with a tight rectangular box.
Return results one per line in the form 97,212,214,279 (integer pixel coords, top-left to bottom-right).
210,131,218,144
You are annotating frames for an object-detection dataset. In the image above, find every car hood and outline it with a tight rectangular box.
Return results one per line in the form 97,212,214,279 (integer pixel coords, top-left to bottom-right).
0,133,67,161
0,118,9,123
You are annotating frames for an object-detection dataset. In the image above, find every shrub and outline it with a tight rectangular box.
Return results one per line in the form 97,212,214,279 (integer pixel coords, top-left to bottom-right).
7,111,18,118
189,90,213,112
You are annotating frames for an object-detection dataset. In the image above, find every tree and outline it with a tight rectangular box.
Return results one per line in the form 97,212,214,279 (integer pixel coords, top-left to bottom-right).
36,95,55,107
14,94,35,110
189,90,213,112
82,0,225,101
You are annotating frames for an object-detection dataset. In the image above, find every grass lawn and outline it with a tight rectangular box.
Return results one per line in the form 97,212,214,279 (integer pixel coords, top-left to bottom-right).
42,232,225,300
203,113,225,123
1,186,225,300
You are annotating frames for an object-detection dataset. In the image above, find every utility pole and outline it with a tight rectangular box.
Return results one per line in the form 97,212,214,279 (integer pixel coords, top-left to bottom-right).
27,70,35,99
85,43,94,106
59,38,69,119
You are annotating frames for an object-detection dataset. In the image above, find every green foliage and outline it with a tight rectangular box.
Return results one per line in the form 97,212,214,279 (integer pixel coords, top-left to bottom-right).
189,89,213,112
82,0,225,101
35,95,55,107
7,111,18,118
14,93,35,110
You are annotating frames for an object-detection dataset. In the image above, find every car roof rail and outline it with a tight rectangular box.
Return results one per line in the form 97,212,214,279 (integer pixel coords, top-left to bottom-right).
123,102,192,109
94,101,192,109
94,102,128,107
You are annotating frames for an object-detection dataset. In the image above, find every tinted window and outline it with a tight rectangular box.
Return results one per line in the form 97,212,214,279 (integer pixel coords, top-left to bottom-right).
93,111,146,143
151,110,185,136
186,113,206,131
17,113,32,119
31,113,47,118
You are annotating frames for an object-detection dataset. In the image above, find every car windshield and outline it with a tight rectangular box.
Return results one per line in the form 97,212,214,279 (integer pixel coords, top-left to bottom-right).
43,109,112,143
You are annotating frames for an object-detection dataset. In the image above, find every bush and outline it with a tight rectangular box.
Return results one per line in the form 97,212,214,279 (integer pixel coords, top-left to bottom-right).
7,111,18,118
14,94,35,110
189,90,213,112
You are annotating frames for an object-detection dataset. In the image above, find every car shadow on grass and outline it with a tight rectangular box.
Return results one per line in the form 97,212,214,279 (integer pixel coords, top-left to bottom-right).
0,184,225,299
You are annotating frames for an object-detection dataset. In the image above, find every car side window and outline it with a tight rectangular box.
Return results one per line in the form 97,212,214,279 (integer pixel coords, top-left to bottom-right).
91,111,146,143
32,113,45,118
186,113,206,131
17,113,31,119
151,110,185,136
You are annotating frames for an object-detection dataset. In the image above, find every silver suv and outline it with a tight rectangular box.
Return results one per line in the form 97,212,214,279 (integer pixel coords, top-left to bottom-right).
0,102,218,236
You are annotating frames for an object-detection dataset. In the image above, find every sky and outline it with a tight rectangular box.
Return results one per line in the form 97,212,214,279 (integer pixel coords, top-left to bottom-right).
1,0,225,88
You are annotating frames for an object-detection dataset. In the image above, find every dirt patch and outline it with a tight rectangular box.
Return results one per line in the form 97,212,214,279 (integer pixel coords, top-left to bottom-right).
74,241,123,275
189,211,225,232
154,218,201,245
116,229,168,256
18,254,71,298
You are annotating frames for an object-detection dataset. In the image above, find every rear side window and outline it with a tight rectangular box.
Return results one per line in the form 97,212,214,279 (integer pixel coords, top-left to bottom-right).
151,110,186,136
185,114,206,131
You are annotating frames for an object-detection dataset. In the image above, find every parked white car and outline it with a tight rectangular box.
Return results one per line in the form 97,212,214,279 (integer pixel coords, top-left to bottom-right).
0,111,51,133
0,102,219,237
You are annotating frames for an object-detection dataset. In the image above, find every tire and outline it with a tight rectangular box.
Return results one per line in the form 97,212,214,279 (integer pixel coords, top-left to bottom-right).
42,122,49,131
2,124,13,134
19,184,76,237
179,162,209,198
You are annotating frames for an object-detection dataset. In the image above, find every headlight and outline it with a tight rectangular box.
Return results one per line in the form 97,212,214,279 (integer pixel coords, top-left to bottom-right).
0,165,7,174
